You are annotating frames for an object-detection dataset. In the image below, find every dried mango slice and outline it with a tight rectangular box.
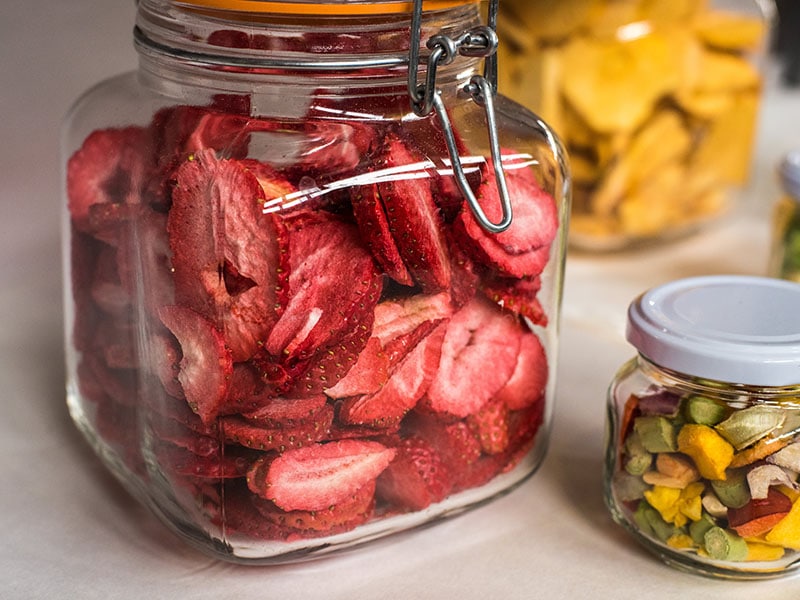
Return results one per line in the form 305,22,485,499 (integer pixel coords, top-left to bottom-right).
560,33,681,134
694,10,767,51
502,0,598,42
585,0,642,37
637,0,705,27
687,49,761,94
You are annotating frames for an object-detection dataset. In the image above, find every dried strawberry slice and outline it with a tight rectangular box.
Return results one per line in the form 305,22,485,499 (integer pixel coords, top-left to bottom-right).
67,126,152,233
156,444,250,480
323,338,390,399
264,211,382,360
241,396,329,426
221,403,334,452
149,418,220,458
168,149,287,361
456,156,559,278
350,183,414,286
90,246,130,318
493,331,548,411
158,305,233,425
424,296,522,418
376,436,452,511
467,400,510,455
252,481,376,534
373,133,451,292
480,275,548,327
410,415,482,485
338,321,446,429
248,439,395,512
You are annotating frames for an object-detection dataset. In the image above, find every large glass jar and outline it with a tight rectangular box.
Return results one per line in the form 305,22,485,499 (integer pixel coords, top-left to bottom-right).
606,276,800,579
61,0,569,563
497,0,770,251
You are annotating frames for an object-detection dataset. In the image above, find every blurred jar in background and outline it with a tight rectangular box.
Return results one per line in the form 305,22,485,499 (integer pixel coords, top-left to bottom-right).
497,0,771,251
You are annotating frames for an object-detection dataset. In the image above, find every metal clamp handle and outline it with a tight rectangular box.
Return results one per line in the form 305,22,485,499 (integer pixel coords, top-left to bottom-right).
407,0,512,234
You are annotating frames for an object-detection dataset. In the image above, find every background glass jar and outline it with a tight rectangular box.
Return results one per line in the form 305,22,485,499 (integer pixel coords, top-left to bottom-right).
61,0,569,563
769,150,800,281
496,0,771,251
606,275,800,579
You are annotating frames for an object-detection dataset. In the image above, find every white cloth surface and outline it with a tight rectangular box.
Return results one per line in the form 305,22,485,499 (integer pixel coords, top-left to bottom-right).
2,2,800,598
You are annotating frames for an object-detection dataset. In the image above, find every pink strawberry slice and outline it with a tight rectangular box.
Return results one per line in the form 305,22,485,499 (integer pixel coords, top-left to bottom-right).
350,182,414,287
158,305,233,425
67,126,152,233
251,439,396,512
324,337,391,399
374,133,451,292
252,481,376,534
221,404,334,452
480,275,548,327
168,149,287,361
467,399,510,455
424,296,522,418
240,395,330,427
456,154,559,278
493,331,548,410
264,211,382,361
410,415,482,481
338,321,446,429
376,436,452,511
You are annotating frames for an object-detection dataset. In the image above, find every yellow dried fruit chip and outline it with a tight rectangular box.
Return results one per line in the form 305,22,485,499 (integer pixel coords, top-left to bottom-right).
586,0,641,37
694,10,766,51
560,33,681,133
502,0,598,42
637,0,705,27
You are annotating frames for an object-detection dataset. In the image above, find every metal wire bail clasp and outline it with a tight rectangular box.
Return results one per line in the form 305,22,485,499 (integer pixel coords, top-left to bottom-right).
407,0,512,234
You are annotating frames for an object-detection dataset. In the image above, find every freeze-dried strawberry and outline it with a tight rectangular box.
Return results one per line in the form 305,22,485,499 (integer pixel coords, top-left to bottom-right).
324,338,391,399
481,275,548,327
252,481,376,534
70,230,104,352
264,211,381,360
241,396,329,426
424,296,522,418
372,292,452,365
500,400,546,473
494,332,548,411
373,133,451,292
410,414,483,471
144,392,217,437
249,439,395,512
85,202,144,247
339,321,446,429
79,353,138,407
67,126,152,233
456,156,558,278
350,183,414,286
146,332,184,399
149,418,220,458
168,149,287,361
376,436,452,511
158,305,233,425
156,444,250,479
90,246,130,317
221,404,334,452
467,400,509,455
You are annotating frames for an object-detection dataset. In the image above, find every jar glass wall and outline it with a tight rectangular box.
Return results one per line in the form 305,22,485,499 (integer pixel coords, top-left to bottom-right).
61,0,569,563
497,0,771,251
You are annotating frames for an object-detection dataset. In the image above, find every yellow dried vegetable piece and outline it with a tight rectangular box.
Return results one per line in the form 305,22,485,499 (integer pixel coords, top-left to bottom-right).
674,90,735,120
643,453,701,488
765,497,800,550
560,33,681,134
691,90,761,185
730,436,790,468
677,424,734,481
637,0,705,27
745,542,785,562
644,482,704,527
694,10,766,51
667,534,695,550
688,49,761,94
502,0,598,42
585,0,641,37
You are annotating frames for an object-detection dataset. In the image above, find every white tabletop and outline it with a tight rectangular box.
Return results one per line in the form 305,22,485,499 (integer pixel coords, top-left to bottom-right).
2,2,800,598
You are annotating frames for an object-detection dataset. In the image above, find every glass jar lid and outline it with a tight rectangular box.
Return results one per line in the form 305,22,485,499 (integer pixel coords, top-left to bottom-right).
626,275,800,386
780,150,800,201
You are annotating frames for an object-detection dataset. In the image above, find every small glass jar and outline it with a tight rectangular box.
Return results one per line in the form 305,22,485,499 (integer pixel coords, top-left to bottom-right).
605,275,800,579
61,0,569,563
769,150,800,281
497,0,771,251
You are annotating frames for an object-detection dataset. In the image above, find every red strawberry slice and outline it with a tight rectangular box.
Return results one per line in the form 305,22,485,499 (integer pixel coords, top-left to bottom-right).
90,246,130,318
168,149,287,361
338,321,446,429
324,337,391,399
350,182,414,286
376,436,452,511
148,418,220,458
456,155,559,278
252,481,376,534
67,126,152,233
493,331,548,410
373,133,451,292
264,211,382,360
500,400,546,473
241,395,329,426
158,305,233,425
156,443,250,480
249,439,395,512
221,404,334,452
467,400,510,455
424,296,522,418
481,275,548,327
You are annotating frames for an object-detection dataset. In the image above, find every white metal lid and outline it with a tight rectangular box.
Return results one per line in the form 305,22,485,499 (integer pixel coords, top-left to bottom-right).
626,275,800,386
781,150,800,201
